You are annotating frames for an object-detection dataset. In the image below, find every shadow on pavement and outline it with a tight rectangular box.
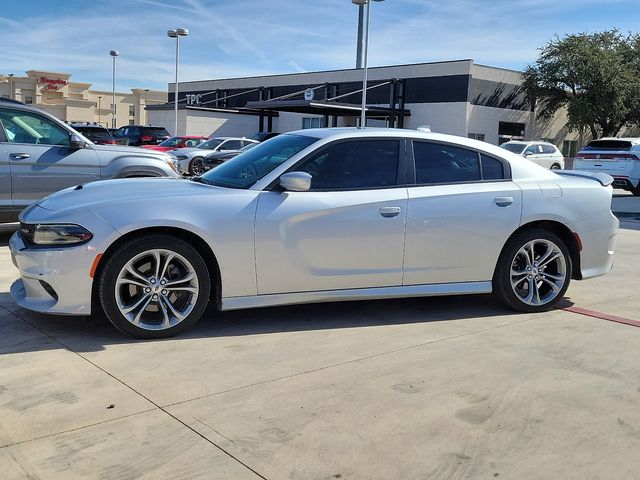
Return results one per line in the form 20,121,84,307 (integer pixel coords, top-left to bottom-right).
1,291,523,355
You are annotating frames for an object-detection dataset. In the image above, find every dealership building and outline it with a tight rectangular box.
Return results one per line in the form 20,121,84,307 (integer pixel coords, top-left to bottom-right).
147,59,584,156
0,70,166,127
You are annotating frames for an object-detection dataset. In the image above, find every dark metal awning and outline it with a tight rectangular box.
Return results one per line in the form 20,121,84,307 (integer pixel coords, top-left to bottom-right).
245,99,410,118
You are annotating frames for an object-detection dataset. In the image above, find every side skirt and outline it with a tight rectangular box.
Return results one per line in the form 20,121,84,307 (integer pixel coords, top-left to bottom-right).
221,281,493,311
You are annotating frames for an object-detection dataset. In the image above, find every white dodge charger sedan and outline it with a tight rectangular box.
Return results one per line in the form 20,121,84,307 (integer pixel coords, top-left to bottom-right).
9,128,618,338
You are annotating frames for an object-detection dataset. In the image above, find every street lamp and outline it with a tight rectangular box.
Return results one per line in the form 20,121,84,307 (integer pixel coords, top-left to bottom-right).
98,96,102,125
110,50,119,129
144,88,149,125
352,0,384,128
167,28,189,135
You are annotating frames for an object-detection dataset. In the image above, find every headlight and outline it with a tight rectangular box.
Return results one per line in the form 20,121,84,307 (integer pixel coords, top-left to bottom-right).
165,158,178,173
21,223,93,246
175,155,189,160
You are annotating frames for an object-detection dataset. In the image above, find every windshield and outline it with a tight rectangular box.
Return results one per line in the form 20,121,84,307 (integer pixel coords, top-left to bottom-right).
198,138,223,150
500,143,526,154
200,134,319,189
158,136,185,147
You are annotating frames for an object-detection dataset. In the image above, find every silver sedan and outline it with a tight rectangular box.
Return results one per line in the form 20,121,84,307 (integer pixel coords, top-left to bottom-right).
9,128,619,338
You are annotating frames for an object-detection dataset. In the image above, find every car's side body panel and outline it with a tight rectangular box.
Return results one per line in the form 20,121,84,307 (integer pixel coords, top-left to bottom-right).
254,188,408,294
404,181,523,285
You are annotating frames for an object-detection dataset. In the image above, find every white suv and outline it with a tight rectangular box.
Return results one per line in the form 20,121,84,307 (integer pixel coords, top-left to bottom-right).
574,138,640,196
500,141,565,170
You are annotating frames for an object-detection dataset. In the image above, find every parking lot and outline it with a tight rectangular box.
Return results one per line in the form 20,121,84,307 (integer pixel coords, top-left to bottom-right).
0,195,638,480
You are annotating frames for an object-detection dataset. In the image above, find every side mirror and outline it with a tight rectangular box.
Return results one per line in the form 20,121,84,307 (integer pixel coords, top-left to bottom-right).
279,172,312,192
69,134,87,150
524,151,533,157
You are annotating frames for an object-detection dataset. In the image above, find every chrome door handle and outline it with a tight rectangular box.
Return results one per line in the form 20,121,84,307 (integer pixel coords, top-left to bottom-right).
9,153,30,160
379,206,401,218
494,196,513,207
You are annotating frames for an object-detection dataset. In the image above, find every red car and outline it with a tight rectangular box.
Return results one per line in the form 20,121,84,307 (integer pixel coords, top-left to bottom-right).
141,135,207,152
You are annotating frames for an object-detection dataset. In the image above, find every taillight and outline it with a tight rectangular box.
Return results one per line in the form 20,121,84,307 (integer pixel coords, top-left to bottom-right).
103,139,116,144
140,135,153,142
575,152,639,160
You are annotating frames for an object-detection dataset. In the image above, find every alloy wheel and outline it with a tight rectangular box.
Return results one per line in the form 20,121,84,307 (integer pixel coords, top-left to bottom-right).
510,239,567,306
114,248,199,330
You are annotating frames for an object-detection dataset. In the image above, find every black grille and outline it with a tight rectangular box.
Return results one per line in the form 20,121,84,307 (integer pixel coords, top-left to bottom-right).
19,223,35,244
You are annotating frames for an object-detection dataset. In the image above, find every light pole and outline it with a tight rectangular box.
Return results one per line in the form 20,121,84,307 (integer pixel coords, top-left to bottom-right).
144,88,149,125
98,96,102,125
167,28,189,135
352,0,384,128
110,50,119,129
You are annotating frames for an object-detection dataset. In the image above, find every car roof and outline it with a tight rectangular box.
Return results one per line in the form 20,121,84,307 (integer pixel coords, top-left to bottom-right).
591,137,640,144
502,140,555,146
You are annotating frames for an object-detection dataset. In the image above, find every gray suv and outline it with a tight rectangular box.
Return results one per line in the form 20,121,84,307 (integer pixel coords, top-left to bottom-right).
0,99,178,222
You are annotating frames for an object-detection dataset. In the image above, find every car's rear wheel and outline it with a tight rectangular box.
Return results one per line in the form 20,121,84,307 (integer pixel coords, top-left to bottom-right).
493,228,572,312
550,163,562,170
99,234,210,338
189,157,205,176
632,182,640,197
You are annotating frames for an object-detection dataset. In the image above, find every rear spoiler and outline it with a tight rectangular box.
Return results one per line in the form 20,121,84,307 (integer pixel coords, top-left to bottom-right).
554,170,614,186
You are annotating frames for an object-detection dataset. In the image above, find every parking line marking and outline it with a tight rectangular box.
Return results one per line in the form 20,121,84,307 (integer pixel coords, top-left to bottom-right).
561,305,640,328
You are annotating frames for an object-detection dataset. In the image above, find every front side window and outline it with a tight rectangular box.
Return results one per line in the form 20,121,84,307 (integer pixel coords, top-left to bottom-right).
0,109,69,146
413,142,480,184
200,134,319,189
184,139,201,147
294,140,400,190
199,138,224,150
524,145,539,155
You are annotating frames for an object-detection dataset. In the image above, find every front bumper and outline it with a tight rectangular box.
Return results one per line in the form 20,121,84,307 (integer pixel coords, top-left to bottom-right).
9,231,98,316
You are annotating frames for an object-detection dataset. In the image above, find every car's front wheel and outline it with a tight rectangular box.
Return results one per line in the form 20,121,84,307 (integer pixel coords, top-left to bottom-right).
493,229,572,312
98,234,210,338
189,157,205,176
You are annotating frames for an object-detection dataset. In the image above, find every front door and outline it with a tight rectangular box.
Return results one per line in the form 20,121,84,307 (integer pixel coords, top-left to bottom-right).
403,141,522,285
255,138,408,294
0,108,101,212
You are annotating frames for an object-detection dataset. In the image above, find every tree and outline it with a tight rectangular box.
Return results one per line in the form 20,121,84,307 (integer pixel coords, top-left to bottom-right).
523,30,640,139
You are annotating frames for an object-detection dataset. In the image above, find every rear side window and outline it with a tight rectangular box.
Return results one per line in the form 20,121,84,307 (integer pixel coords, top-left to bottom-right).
413,142,480,184
583,140,633,151
295,140,400,190
541,144,557,154
481,154,505,180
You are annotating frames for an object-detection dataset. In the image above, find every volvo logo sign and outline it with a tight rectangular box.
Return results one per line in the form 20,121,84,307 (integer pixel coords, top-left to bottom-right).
304,88,315,101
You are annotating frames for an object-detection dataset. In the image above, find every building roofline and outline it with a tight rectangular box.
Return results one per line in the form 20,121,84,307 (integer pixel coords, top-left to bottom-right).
473,62,524,75
174,59,475,85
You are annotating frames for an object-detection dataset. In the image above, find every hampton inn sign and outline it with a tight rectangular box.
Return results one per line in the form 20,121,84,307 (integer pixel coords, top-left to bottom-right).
38,77,68,91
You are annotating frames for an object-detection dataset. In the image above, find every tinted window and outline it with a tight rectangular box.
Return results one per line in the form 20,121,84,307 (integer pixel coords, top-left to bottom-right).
524,145,539,155
481,154,505,181
413,142,480,184
0,109,69,146
541,144,557,154
295,140,399,190
583,140,633,151
501,143,525,154
141,127,168,136
73,126,113,141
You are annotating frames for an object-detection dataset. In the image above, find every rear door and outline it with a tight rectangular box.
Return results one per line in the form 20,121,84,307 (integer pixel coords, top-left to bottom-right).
255,138,408,294
403,141,522,285
0,108,101,211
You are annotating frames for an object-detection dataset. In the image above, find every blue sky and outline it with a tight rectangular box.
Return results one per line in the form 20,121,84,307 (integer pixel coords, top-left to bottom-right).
1,0,639,93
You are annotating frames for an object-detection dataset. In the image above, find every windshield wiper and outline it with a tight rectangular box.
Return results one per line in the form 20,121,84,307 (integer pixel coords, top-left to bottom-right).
191,176,215,186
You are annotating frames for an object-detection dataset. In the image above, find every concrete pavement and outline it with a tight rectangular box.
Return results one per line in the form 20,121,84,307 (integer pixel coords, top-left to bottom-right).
0,222,639,479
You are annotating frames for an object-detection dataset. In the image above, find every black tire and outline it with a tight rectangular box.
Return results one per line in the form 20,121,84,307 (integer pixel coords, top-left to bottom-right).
632,182,640,197
189,157,205,176
98,234,211,339
493,228,572,313
550,163,562,170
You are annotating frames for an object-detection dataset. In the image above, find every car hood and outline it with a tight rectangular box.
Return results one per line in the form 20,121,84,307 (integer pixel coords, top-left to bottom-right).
35,178,230,213
92,143,172,159
168,147,206,156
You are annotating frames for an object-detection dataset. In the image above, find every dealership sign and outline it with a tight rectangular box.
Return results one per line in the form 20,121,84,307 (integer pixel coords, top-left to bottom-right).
38,77,68,91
